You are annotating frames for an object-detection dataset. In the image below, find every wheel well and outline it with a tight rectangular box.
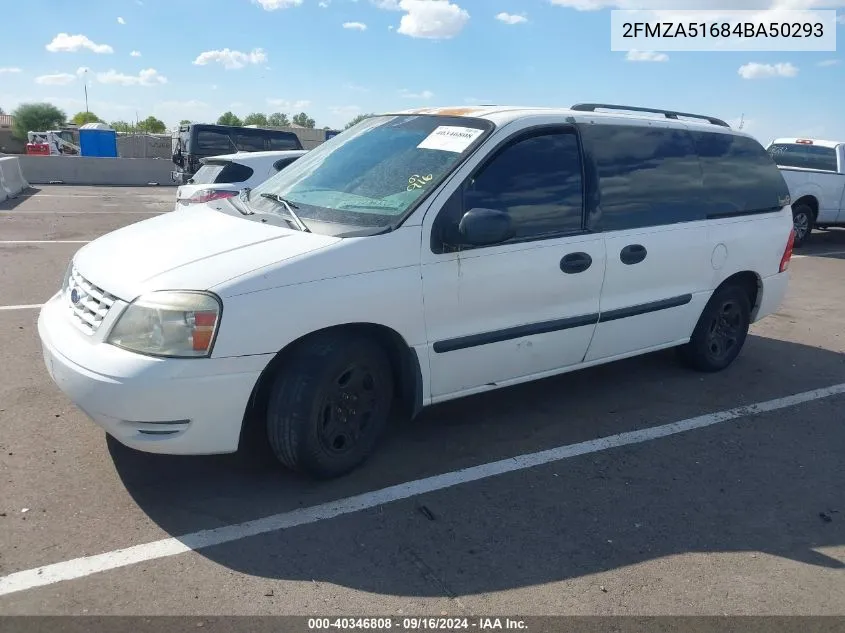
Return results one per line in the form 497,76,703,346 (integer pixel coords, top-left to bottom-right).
792,195,818,219
717,271,761,315
237,323,423,451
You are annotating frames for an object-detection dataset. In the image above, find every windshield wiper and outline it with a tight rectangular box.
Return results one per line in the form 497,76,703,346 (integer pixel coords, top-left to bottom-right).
259,193,310,232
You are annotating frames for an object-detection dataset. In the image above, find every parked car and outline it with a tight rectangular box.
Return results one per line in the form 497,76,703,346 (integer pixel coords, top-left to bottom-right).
38,103,795,480
171,123,303,185
766,137,845,247
174,150,308,211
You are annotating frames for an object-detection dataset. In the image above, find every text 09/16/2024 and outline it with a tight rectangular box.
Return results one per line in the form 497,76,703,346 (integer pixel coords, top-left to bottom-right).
610,9,838,52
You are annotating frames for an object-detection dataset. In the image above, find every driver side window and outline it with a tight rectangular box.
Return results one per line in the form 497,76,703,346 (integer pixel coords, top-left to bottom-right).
463,130,585,240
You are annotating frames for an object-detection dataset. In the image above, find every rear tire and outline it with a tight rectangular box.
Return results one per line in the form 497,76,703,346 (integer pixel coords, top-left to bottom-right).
791,204,814,248
677,285,751,373
266,333,394,480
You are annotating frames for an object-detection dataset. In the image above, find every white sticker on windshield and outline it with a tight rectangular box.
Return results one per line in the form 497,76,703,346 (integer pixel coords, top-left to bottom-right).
417,126,484,153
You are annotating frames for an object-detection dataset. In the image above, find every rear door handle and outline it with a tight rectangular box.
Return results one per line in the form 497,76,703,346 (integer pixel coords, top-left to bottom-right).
560,252,593,274
620,244,647,265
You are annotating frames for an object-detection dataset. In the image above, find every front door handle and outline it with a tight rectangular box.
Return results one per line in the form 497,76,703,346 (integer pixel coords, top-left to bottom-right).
620,244,647,265
560,252,593,274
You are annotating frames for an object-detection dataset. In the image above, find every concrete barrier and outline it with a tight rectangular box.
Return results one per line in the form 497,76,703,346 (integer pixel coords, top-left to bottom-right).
17,155,176,187
0,155,31,202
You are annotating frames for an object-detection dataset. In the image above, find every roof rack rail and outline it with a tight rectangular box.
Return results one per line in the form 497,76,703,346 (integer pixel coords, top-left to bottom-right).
570,103,730,128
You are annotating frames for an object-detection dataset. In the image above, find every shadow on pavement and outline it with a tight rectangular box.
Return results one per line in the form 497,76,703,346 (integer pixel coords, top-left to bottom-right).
108,334,845,595
0,187,41,211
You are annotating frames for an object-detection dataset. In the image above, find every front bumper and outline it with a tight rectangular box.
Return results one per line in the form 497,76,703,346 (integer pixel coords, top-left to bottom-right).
37,291,271,455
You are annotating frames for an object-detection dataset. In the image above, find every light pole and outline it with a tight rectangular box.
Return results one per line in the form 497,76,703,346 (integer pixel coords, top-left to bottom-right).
84,69,89,114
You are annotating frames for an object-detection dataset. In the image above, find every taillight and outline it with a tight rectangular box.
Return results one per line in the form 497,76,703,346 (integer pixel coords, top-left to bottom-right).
780,228,795,272
187,189,238,204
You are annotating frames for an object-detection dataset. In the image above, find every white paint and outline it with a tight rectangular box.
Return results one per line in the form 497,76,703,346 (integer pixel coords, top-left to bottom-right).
1,380,843,598
0,240,90,244
0,303,43,311
417,126,484,153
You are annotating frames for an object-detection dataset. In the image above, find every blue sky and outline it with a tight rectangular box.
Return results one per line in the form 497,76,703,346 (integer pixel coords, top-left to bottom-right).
1,0,843,143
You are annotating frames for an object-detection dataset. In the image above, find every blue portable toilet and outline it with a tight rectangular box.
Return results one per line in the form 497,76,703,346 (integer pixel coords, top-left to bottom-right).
79,123,118,157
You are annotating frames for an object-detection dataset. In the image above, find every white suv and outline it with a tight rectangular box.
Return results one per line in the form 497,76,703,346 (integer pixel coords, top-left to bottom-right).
38,104,795,479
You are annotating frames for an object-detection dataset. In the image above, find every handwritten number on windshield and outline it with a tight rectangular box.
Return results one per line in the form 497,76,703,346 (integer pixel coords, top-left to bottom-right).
407,174,433,191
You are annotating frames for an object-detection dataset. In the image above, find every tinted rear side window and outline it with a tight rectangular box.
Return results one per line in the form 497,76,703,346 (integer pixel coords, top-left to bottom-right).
767,143,838,172
580,124,706,231
692,132,791,216
273,157,300,172
268,135,302,151
217,162,254,184
196,131,235,154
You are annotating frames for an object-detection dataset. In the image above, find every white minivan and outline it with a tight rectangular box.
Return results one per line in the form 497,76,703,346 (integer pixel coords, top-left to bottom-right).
38,104,796,479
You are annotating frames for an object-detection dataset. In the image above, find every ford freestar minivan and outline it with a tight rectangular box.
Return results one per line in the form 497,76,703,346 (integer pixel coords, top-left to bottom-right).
38,104,795,479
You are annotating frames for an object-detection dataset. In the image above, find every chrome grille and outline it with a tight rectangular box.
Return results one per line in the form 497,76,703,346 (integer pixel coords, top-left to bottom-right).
66,266,116,335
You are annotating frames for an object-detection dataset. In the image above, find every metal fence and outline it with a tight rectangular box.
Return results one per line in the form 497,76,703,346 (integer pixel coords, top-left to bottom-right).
116,132,173,159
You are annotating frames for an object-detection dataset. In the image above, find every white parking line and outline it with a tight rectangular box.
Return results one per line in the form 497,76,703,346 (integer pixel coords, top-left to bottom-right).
0,304,43,311
0,241,90,244
1,380,843,598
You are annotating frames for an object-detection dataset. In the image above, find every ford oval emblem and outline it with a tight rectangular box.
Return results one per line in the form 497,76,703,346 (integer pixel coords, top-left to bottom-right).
70,288,80,305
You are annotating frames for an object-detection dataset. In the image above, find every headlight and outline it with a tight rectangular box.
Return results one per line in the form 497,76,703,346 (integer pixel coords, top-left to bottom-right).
107,291,222,358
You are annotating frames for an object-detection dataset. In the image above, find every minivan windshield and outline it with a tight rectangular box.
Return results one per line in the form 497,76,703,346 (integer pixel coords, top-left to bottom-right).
248,114,493,229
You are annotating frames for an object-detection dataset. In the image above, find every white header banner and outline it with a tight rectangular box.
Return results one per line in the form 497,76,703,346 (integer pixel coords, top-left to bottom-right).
610,9,837,52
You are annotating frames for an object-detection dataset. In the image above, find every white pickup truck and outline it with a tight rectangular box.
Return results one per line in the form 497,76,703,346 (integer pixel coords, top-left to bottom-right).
766,138,845,247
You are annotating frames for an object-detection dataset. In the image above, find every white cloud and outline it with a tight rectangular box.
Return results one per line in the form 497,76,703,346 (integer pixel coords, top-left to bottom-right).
76,66,92,79
330,105,362,118
396,0,470,39
319,0,330,6
343,21,368,30
550,0,845,9
737,62,798,78
46,33,114,54
130,50,141,57
0,67,22,74
399,88,434,99
117,17,126,24
193,48,267,69
344,82,370,92
818,59,840,66
97,68,168,86
372,0,401,8
252,0,303,9
496,12,527,24
35,73,77,86
266,98,312,110
626,50,669,61
464,97,492,104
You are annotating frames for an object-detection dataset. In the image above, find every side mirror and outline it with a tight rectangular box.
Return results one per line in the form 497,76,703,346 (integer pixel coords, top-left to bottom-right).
457,208,515,246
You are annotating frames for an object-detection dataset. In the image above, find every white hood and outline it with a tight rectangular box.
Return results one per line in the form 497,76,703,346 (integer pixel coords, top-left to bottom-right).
73,206,339,300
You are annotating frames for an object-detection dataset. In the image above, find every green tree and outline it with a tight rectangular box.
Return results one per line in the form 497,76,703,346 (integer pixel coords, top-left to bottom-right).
217,111,242,126
110,120,135,133
292,112,315,128
179,119,191,126
137,115,166,134
268,112,290,127
71,111,103,126
243,112,269,126
344,113,376,129
11,102,66,139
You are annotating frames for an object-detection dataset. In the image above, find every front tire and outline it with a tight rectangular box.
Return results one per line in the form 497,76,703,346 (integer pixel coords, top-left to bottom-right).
266,333,394,479
678,285,751,373
792,204,814,248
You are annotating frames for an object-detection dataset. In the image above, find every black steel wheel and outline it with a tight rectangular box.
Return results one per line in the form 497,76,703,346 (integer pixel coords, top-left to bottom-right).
678,284,751,372
266,333,394,479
